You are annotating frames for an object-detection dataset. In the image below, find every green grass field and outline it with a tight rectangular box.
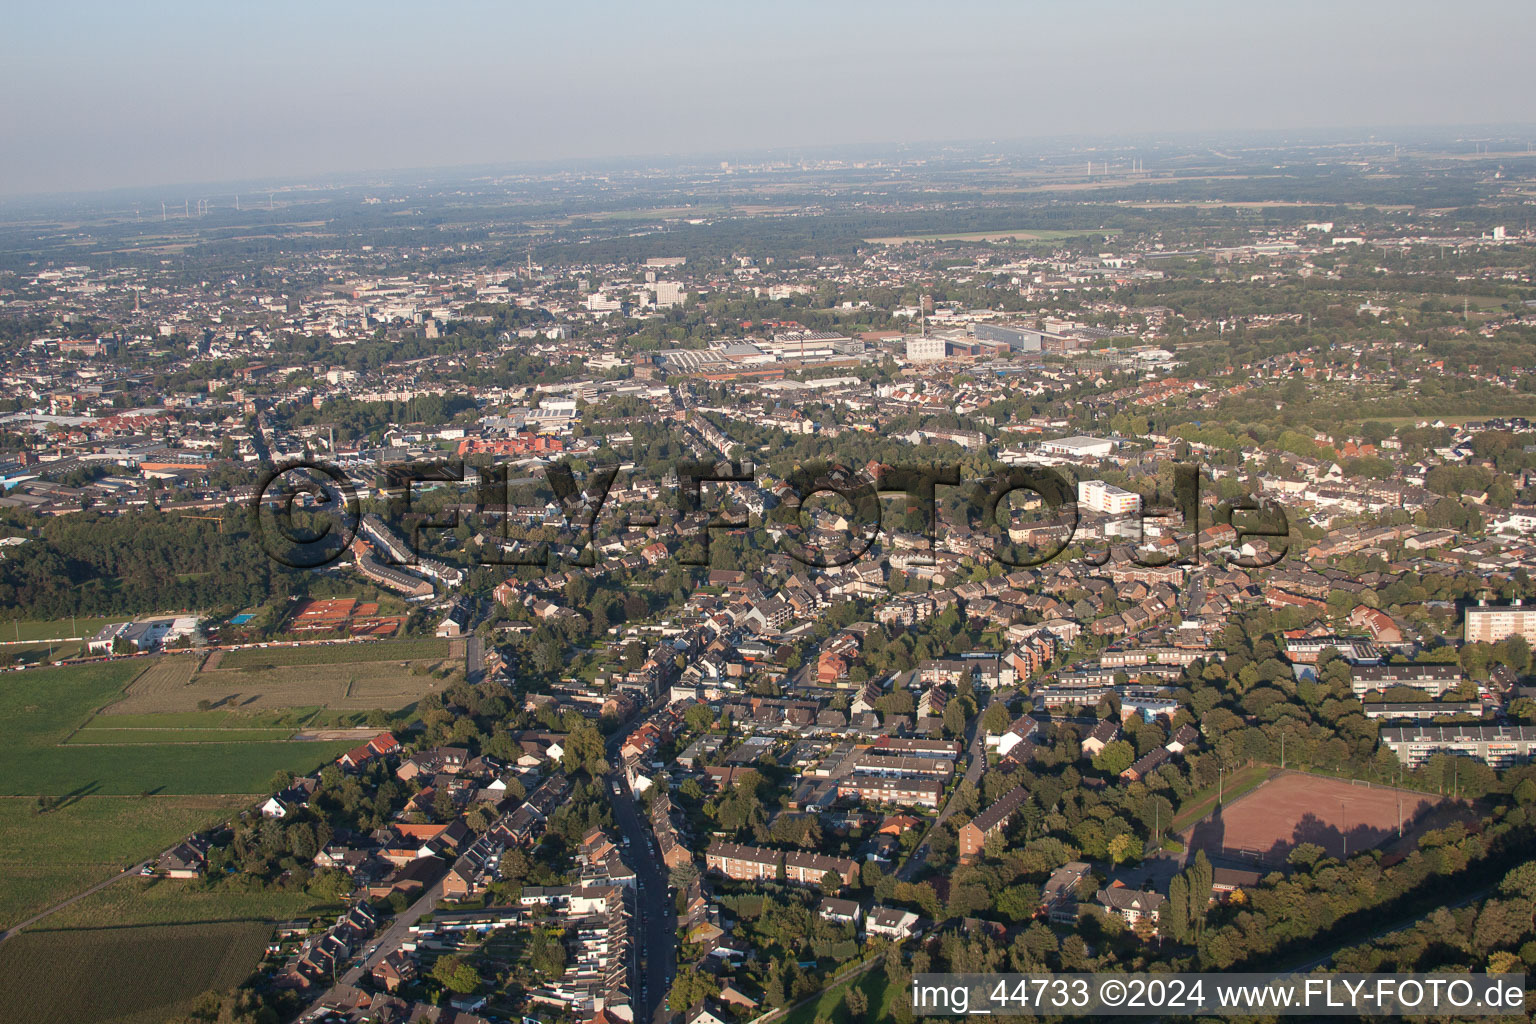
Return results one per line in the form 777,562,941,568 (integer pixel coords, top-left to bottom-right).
216,637,449,669
0,920,271,1024
0,738,353,797
0,639,86,666
64,727,298,744
38,873,332,930
0,795,250,930
0,653,373,1012
783,963,893,1024
83,708,325,729
83,707,382,730
0,615,118,643
0,661,352,797
0,647,410,1015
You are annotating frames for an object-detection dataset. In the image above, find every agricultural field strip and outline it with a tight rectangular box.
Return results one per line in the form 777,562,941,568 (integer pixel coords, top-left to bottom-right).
64,729,300,745
0,921,271,1024
99,646,456,715
213,637,449,669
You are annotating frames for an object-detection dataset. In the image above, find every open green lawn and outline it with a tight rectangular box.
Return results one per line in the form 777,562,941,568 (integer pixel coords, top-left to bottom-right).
82,708,325,729
0,855,338,1022
0,639,86,666
64,727,298,744
0,615,118,643
38,873,333,930
1345,414,1504,428
0,656,360,1004
0,920,271,1024
77,706,374,731
0,795,250,930
783,962,893,1024
0,661,351,796
0,737,352,796
1,659,142,735
216,637,449,669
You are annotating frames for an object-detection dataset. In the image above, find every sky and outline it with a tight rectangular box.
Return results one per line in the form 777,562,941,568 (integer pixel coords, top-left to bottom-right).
3,0,1534,197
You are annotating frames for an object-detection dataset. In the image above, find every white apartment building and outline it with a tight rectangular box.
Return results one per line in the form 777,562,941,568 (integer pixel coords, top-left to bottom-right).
1380,725,1536,769
653,281,686,307
585,293,621,312
1078,479,1141,515
905,336,947,362
1464,601,1536,644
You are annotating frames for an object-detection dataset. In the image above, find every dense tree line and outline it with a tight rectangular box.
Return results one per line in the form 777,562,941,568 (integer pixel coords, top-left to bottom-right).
0,509,303,620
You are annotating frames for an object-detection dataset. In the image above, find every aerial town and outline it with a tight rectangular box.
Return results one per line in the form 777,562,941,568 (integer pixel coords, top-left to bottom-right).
3,130,1536,1024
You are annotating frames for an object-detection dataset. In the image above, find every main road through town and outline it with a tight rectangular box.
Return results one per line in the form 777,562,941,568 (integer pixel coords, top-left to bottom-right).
605,705,677,1024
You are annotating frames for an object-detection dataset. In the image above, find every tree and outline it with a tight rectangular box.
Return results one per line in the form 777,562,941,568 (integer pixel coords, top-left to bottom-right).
684,703,715,734
306,868,353,900
844,985,869,1018
982,702,1010,734
1498,634,1531,675
1186,851,1212,938
431,954,481,995
531,634,562,675
764,961,788,1008
942,699,968,738
1288,842,1325,870
715,770,765,834
1137,793,1175,843
564,719,608,777
668,966,721,1014
1091,740,1135,777
995,883,1040,924
528,927,567,979
1513,778,1536,806
1107,832,1138,865
1166,874,1190,942
1497,861,1536,900
1472,899,1531,953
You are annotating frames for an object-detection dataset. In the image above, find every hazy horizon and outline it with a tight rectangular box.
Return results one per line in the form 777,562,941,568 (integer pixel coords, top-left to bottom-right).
6,0,1535,198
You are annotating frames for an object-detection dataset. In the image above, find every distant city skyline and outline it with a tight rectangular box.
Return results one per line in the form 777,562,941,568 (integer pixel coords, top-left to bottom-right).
5,0,1535,197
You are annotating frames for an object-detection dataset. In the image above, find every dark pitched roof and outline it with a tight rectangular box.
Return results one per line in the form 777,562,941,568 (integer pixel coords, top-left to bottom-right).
970,783,1027,835
1097,886,1166,913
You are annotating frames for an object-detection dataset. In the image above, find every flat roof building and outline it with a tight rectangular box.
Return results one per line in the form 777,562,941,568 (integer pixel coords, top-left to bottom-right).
1350,664,1462,699
1379,724,1536,768
1078,479,1141,516
1039,435,1116,459
1465,601,1536,644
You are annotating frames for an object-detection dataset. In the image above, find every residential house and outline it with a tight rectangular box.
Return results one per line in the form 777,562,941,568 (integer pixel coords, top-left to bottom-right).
818,897,861,925
371,950,418,993
1081,719,1119,758
1096,884,1166,934
864,906,921,941
958,784,1027,861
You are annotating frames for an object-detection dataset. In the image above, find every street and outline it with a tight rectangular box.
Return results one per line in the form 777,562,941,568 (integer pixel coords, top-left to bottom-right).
606,772,677,1024
465,633,484,686
897,688,1012,882
298,879,446,1017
